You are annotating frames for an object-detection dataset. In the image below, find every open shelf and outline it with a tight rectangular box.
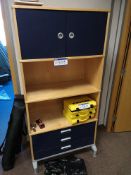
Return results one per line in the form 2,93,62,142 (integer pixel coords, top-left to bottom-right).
26,80,100,103
22,58,103,103
30,117,97,136
28,99,98,136
20,55,103,63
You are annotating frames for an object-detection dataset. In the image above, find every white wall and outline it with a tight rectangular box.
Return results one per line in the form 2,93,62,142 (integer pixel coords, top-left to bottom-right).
41,0,111,9
0,4,6,46
0,0,21,92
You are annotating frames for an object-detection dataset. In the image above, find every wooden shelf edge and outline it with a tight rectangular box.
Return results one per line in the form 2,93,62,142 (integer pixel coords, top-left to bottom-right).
29,118,98,136
19,55,104,63
12,5,111,12
25,89,101,104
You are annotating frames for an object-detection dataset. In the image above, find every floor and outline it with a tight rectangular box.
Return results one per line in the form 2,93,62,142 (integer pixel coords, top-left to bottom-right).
0,80,14,145
0,127,131,175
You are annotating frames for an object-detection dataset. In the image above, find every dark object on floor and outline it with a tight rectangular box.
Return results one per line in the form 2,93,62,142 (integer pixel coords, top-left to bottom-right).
0,74,11,85
66,157,87,175
0,95,25,171
44,155,88,175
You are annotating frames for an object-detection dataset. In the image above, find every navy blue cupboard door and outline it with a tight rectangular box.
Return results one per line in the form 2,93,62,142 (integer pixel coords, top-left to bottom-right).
16,9,66,59
66,11,108,57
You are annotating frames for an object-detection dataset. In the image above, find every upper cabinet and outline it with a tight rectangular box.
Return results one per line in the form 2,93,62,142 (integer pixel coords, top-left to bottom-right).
66,11,107,57
15,9,108,59
16,9,66,59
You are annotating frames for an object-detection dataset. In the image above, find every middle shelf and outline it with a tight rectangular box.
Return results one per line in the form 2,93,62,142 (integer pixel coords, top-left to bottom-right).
26,80,100,103
21,57,103,103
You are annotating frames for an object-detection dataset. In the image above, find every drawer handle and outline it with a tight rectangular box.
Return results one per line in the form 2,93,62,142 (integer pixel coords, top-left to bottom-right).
61,145,71,150
60,129,71,134
69,32,75,39
61,137,71,142
57,32,64,39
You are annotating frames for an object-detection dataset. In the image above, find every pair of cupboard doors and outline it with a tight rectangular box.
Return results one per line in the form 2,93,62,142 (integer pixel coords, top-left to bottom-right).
16,9,108,59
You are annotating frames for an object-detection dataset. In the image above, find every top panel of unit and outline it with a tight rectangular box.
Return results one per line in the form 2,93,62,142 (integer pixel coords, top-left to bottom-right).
12,5,111,12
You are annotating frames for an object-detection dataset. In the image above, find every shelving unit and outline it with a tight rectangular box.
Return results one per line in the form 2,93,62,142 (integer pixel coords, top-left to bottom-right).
13,5,110,172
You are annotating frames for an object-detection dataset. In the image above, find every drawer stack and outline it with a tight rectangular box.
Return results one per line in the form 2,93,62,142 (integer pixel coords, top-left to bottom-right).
32,122,95,159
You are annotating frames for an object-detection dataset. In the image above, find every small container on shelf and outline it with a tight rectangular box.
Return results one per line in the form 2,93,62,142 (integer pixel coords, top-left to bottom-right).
63,96,97,124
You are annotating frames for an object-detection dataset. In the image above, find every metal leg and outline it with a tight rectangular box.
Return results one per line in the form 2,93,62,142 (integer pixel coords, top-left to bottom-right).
91,144,97,157
32,160,38,174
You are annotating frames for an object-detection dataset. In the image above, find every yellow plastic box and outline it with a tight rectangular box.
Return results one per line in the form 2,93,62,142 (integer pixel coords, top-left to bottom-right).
63,96,97,124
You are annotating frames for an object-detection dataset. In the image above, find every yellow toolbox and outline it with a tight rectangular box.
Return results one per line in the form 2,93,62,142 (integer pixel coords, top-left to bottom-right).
63,96,97,124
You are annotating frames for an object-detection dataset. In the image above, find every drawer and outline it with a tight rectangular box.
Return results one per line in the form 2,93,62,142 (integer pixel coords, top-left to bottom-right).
32,121,96,160
33,136,92,160
71,122,95,139
32,127,72,150
32,130,60,150
32,122,95,151
32,128,72,151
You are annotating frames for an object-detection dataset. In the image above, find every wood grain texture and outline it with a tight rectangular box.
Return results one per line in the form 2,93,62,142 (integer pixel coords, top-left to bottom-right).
114,42,131,131
22,59,85,87
25,103,34,160
88,93,100,120
29,136,35,160
103,13,110,56
85,58,104,88
26,81,100,103
107,0,131,132
20,55,103,63
28,99,98,135
19,63,27,97
21,58,102,103
12,8,22,60
94,120,98,144
12,5,111,12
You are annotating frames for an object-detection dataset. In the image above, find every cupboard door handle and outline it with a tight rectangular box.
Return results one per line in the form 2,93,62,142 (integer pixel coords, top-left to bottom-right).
61,145,71,150
57,32,64,39
61,137,71,142
69,32,75,39
60,128,71,134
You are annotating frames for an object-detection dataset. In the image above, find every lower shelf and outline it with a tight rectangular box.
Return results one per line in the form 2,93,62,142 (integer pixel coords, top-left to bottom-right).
28,99,98,136
30,115,97,136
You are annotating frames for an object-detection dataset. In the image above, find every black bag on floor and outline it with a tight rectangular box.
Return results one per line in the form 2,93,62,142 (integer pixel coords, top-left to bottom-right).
66,156,87,175
44,155,88,175
0,95,25,171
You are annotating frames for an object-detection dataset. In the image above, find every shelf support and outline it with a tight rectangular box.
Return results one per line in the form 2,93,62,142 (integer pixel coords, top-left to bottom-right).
32,160,38,173
91,144,97,157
